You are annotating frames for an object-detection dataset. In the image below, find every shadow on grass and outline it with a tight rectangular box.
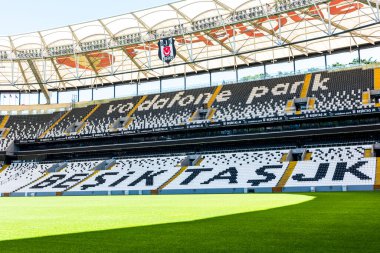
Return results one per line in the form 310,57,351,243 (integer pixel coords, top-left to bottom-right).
0,192,379,253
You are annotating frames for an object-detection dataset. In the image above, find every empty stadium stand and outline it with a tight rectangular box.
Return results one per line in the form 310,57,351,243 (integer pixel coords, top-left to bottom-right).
0,145,377,196
45,105,98,137
0,67,376,151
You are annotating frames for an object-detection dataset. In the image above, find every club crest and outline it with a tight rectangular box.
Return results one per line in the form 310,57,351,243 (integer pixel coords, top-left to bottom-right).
158,37,176,64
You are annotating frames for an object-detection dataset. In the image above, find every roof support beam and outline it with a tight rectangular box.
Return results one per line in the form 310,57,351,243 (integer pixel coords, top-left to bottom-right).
249,21,321,56
8,36,31,90
27,59,50,104
132,12,207,73
17,62,30,89
213,0,234,13
205,32,251,65
168,4,210,72
38,32,69,90
121,47,152,79
301,8,374,45
171,3,249,66
68,25,113,85
98,19,153,79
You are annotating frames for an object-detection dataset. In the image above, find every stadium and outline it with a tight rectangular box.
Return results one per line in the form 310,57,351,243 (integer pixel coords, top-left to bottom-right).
0,0,379,252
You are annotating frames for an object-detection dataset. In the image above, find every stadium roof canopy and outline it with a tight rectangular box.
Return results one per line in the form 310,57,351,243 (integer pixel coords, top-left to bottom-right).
0,0,379,102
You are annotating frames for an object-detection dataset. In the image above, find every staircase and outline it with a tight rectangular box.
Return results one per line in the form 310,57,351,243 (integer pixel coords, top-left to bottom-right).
39,110,71,138
188,85,223,123
364,149,373,158
128,95,148,117
272,161,298,193
300,73,312,98
63,171,100,192
76,104,101,133
362,91,370,105
0,115,9,128
285,100,294,113
153,166,188,194
304,152,312,161
13,173,50,193
1,128,10,138
0,164,9,174
374,68,380,90
375,158,380,190
207,85,223,108
280,153,288,162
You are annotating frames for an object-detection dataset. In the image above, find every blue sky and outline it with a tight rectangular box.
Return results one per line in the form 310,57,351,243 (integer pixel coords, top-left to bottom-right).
0,0,176,35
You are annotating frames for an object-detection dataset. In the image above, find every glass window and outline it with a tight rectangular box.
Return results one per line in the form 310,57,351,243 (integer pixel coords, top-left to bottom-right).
295,55,325,74
326,50,359,69
59,90,78,103
161,77,185,93
115,83,137,98
93,86,114,101
360,46,380,64
266,61,294,77
0,93,19,105
211,70,236,86
40,91,57,104
79,88,92,102
138,80,160,95
186,73,210,89
20,93,38,105
238,65,265,82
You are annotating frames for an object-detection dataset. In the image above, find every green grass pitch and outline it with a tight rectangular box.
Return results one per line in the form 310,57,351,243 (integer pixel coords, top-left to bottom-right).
0,192,379,252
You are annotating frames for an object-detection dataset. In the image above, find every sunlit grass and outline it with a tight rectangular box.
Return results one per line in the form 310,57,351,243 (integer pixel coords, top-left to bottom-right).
1,192,379,253
0,194,313,241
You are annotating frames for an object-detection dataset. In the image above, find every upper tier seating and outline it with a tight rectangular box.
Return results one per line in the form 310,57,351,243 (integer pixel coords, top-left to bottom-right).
305,69,373,113
127,87,214,130
46,105,97,138
0,113,60,151
79,97,142,135
213,74,303,121
0,68,377,151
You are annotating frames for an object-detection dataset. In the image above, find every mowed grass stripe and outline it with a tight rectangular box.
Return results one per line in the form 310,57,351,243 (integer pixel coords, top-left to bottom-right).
0,192,379,253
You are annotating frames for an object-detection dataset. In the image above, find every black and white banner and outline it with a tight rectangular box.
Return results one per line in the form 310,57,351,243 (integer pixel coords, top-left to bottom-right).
158,37,176,64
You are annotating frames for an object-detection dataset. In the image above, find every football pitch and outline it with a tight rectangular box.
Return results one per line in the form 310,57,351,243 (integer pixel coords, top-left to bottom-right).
0,192,379,252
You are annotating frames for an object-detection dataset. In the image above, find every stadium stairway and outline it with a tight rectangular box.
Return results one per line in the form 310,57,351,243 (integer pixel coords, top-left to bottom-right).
13,172,50,193
153,157,204,194
39,110,71,138
189,85,223,122
0,164,10,174
63,170,100,193
300,73,312,98
364,149,373,158
295,73,312,115
76,104,101,133
374,68,380,90
375,158,380,190
125,95,148,128
108,95,148,131
207,85,223,121
153,166,189,194
285,100,294,113
272,161,298,193
2,128,10,138
304,151,312,161
0,115,9,128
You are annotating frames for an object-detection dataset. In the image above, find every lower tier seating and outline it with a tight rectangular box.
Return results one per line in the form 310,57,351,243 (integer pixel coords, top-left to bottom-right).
0,145,376,194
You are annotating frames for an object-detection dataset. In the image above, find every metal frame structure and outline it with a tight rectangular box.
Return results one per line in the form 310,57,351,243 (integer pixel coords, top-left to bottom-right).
0,0,379,103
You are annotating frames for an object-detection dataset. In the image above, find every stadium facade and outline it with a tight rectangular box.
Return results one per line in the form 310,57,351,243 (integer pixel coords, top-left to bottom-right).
0,0,380,197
